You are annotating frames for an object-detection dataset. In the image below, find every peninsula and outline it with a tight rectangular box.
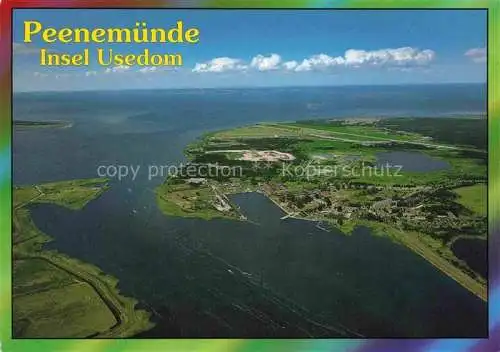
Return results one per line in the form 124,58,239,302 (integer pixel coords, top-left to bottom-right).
14,120,72,129
156,117,488,301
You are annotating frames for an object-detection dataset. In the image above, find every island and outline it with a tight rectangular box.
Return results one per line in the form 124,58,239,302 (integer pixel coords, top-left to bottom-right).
13,178,153,338
14,120,72,129
156,117,487,301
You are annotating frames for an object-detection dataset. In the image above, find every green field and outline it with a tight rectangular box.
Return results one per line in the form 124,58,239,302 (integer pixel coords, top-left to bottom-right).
188,119,486,187
376,117,487,150
13,258,78,296
13,178,153,338
14,259,117,338
209,124,301,139
156,180,243,221
281,122,422,142
454,184,487,216
14,178,110,211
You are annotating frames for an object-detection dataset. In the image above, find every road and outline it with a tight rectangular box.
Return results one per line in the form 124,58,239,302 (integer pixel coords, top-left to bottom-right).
308,130,485,152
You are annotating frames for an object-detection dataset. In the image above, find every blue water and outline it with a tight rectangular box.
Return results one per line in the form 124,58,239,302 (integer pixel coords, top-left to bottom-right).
375,151,451,172
13,84,488,338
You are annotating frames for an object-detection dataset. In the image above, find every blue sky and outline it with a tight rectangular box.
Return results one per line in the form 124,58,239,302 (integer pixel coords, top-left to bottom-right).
13,10,486,91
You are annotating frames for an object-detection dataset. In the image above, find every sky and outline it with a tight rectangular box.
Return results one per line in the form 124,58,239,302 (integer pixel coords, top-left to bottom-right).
12,10,487,92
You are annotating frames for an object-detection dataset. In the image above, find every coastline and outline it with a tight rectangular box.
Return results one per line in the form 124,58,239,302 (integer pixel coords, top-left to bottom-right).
14,120,73,130
13,179,154,338
172,117,488,303
260,188,487,302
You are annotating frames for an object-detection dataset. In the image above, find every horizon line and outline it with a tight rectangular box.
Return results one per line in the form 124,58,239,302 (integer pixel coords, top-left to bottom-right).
13,81,486,94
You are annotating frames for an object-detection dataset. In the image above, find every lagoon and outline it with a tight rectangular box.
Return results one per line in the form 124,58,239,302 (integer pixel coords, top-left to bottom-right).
29,191,487,337
15,85,487,337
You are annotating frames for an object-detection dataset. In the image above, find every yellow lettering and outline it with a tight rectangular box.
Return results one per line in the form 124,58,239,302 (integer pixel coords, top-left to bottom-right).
24,21,42,43
91,28,106,43
167,21,184,43
46,52,59,65
107,28,131,43
114,54,124,66
73,28,90,43
124,54,136,66
58,28,73,43
168,54,183,66
42,28,57,43
185,28,200,43
71,53,83,65
97,48,112,66
40,48,47,65
60,54,71,66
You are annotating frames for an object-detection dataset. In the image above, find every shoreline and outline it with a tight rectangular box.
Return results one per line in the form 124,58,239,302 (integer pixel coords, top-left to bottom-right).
14,120,73,130
176,117,487,303
13,179,154,338
247,189,487,302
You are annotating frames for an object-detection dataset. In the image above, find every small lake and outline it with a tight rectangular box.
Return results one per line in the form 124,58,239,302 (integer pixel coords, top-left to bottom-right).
452,238,487,279
375,151,450,172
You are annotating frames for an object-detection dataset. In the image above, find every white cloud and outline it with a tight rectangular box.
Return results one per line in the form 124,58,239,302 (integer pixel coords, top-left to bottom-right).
282,61,299,71
293,54,345,72
344,47,435,66
13,42,40,55
105,65,131,74
284,47,435,72
465,47,486,63
250,54,282,71
192,57,247,73
138,66,158,74
192,47,435,74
